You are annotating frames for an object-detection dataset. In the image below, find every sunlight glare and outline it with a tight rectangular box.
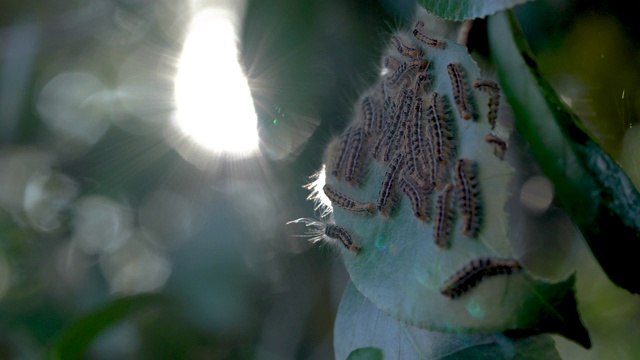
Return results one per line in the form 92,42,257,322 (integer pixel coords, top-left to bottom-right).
174,8,259,156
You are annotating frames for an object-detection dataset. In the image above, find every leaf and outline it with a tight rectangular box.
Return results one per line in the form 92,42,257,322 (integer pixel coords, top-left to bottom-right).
335,282,562,360
308,5,589,348
441,334,562,360
620,126,640,187
418,0,533,21
347,347,384,360
48,293,169,360
487,10,640,295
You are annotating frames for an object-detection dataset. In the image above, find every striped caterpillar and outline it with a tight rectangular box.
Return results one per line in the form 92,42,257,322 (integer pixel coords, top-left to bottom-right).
447,62,473,120
433,183,455,249
325,224,362,254
385,58,428,88
454,158,481,237
330,126,357,180
377,152,404,217
390,35,422,58
399,175,431,222
484,133,507,160
286,218,361,254
323,184,375,215
405,97,432,190
473,79,500,129
440,257,522,298
412,20,445,49
426,92,454,166
344,127,365,185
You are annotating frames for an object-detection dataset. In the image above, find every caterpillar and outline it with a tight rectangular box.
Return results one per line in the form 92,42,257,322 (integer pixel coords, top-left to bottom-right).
412,20,445,49
454,158,481,237
286,218,361,254
323,184,375,215
413,71,430,95
377,152,404,217
390,35,422,58
385,58,428,88
399,175,431,222
447,62,473,120
325,224,362,254
484,133,507,160
385,89,415,157
440,257,522,298
330,126,356,179
378,89,415,162
383,55,403,70
344,127,365,185
406,97,433,190
426,92,454,165
361,96,382,139
434,183,455,249
473,79,500,129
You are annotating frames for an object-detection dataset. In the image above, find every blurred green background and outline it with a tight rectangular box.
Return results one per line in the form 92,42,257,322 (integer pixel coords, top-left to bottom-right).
1,0,640,359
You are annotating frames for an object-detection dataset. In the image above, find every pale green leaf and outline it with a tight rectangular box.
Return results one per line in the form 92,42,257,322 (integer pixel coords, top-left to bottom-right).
335,282,563,360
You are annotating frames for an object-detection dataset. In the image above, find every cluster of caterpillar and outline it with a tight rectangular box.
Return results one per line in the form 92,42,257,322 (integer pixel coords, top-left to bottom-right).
293,12,517,298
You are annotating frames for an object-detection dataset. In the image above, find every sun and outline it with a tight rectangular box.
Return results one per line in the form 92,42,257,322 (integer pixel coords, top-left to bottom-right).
173,7,259,157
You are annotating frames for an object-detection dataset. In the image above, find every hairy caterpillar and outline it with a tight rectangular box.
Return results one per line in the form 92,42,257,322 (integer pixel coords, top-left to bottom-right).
434,183,455,249
454,158,481,237
447,62,473,120
323,184,375,215
473,79,500,129
412,20,445,49
377,152,404,217
440,258,522,298
286,218,361,254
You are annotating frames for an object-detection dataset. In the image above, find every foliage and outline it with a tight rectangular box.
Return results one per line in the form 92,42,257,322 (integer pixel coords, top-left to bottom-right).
419,0,533,21
488,10,640,294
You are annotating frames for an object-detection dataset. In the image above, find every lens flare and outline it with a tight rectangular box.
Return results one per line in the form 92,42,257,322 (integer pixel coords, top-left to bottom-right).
173,8,259,157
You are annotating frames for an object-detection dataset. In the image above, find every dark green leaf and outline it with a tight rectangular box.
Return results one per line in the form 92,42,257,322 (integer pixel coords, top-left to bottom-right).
347,347,384,360
488,10,640,295
418,0,533,21
48,293,169,360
